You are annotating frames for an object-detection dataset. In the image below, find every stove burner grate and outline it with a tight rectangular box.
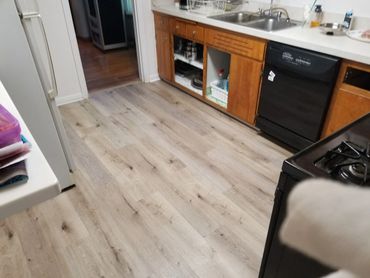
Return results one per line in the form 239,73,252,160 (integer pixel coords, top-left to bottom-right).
315,141,370,185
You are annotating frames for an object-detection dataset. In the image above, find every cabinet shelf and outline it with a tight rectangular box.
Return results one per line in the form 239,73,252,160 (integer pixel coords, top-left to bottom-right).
174,53,203,70
174,74,203,96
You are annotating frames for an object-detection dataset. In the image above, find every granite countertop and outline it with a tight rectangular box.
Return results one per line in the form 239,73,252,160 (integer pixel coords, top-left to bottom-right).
153,4,370,65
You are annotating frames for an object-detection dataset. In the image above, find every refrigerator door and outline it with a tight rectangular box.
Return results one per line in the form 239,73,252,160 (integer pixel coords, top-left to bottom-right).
15,0,75,172
0,0,74,190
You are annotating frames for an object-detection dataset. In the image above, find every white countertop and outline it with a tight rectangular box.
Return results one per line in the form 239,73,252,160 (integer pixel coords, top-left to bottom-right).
0,81,59,219
153,5,370,65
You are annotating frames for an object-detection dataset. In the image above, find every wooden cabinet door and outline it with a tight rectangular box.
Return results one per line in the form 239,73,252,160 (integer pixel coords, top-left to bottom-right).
227,54,262,125
322,88,370,137
155,30,172,82
322,60,370,137
154,13,169,31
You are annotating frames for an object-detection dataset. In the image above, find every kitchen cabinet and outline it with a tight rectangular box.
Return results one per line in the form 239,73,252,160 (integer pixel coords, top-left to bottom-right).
228,55,263,124
171,19,187,38
322,61,370,137
186,24,204,43
155,30,172,82
171,18,205,43
154,12,169,31
154,13,172,82
153,12,266,126
171,18,205,97
204,27,265,125
153,11,370,147
205,28,265,61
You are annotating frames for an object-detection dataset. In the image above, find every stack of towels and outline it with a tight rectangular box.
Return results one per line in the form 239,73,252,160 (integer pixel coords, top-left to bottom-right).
0,104,30,187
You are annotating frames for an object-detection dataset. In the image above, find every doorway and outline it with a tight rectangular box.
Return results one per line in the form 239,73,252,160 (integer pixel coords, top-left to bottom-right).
69,0,139,93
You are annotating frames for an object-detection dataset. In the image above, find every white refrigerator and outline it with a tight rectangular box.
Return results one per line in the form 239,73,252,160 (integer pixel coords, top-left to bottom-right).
0,0,75,190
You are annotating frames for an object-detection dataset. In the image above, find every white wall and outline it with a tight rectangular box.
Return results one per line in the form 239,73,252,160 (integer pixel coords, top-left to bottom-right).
255,0,370,17
134,1,160,82
38,0,88,105
137,0,179,83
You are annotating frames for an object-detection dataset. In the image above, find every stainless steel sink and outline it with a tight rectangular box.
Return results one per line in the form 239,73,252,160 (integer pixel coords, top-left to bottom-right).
209,12,261,24
244,17,297,32
209,12,298,32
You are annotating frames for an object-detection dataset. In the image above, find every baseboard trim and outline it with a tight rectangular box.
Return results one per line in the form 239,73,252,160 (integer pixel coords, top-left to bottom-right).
56,93,86,106
149,74,160,83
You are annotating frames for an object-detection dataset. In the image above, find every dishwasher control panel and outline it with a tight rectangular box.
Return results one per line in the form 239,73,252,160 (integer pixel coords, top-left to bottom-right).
282,51,312,67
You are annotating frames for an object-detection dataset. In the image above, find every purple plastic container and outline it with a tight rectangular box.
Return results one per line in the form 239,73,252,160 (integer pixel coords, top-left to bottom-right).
0,104,21,148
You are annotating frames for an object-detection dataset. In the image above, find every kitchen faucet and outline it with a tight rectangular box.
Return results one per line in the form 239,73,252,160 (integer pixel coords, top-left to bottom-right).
269,0,274,16
259,0,290,21
255,0,291,20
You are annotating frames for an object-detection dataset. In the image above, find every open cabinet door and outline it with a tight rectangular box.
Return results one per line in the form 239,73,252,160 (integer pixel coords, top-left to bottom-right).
154,13,172,82
155,29,172,82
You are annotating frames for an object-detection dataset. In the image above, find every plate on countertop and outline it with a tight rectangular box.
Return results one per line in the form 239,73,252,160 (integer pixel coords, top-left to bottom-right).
347,30,370,43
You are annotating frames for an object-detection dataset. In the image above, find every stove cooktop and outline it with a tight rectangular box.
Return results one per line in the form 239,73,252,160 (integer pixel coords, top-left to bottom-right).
315,141,370,185
283,113,370,186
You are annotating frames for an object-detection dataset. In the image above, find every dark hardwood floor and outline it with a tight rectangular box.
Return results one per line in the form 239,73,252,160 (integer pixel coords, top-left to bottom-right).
78,39,139,92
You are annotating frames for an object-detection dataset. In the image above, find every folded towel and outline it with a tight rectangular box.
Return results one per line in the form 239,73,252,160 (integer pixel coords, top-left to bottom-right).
279,179,370,278
0,160,28,187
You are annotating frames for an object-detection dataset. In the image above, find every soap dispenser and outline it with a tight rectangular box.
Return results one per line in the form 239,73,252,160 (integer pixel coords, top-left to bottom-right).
310,5,323,27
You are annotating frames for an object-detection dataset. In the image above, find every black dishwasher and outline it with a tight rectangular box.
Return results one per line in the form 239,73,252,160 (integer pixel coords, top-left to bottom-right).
256,42,340,150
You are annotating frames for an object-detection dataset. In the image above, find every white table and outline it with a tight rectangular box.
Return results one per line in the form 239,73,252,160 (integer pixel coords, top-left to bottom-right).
0,81,59,219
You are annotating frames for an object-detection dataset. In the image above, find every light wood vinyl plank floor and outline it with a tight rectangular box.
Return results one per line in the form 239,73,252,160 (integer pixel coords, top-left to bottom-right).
0,81,291,277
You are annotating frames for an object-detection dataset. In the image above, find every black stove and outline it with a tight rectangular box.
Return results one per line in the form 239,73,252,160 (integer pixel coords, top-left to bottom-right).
259,113,370,278
283,113,370,185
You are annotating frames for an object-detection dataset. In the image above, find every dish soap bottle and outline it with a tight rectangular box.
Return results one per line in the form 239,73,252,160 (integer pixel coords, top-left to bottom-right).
310,5,323,27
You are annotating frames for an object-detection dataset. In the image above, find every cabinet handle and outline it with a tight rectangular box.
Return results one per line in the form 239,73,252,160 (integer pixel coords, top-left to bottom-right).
192,30,196,35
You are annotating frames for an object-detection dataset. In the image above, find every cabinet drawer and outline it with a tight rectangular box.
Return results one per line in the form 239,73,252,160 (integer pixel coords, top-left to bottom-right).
205,28,266,61
186,24,204,42
171,19,187,37
154,13,169,31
